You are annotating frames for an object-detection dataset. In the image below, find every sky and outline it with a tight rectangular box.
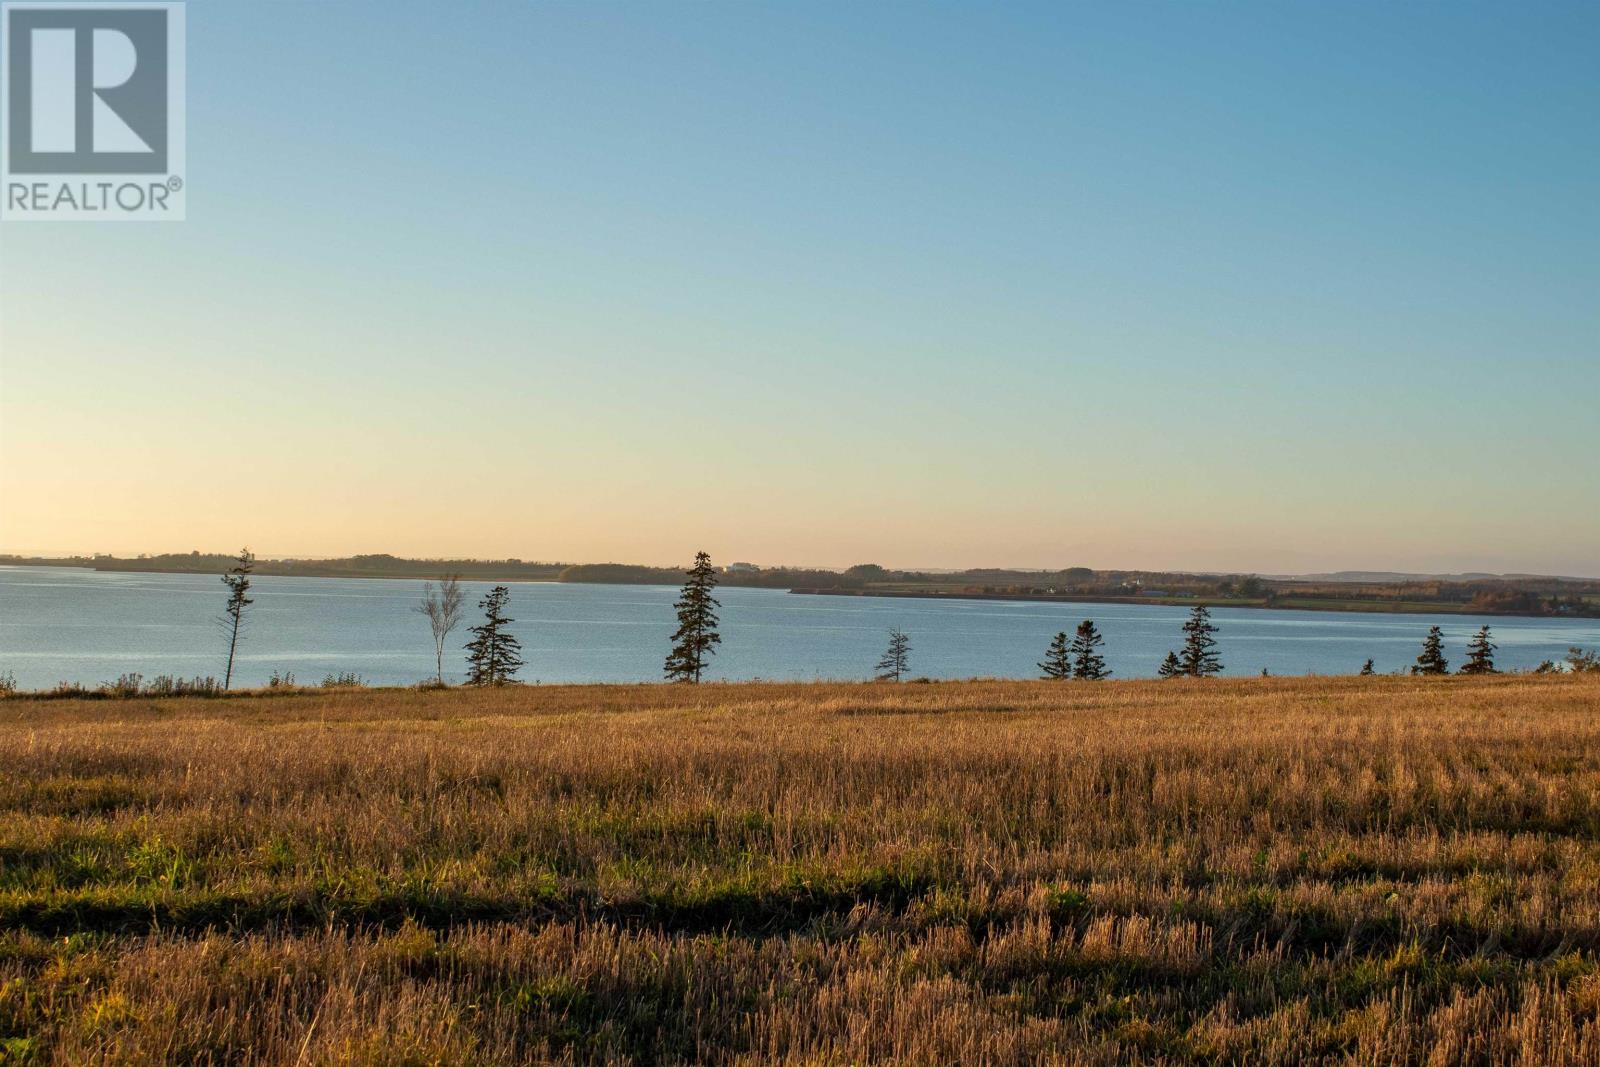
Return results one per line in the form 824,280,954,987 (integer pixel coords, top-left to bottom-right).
1,0,1597,575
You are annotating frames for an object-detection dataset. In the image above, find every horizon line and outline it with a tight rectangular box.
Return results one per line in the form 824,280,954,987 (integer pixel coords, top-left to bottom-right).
3,549,1595,584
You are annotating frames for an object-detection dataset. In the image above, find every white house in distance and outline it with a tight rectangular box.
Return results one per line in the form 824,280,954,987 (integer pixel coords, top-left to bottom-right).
725,562,759,574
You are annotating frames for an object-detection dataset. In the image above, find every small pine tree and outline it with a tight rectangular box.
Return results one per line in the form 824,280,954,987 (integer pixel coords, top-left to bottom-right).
1359,658,1375,676
1412,626,1448,676
1460,625,1497,674
1178,605,1223,677
1157,651,1182,678
664,551,721,683
464,586,523,686
876,628,911,682
1069,620,1110,680
1038,632,1072,680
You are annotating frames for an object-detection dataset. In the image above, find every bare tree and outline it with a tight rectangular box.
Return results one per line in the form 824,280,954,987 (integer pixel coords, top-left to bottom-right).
219,548,255,690
414,575,465,684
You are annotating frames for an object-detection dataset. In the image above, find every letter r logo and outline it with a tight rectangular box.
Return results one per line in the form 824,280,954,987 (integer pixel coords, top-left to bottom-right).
5,6,170,173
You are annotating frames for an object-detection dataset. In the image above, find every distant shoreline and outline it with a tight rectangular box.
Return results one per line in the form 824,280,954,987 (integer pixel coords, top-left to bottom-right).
4,557,1597,621
0,560,583,584
787,587,1573,620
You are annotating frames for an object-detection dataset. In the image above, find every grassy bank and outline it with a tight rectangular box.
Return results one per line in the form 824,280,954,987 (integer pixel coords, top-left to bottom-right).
3,676,1600,1064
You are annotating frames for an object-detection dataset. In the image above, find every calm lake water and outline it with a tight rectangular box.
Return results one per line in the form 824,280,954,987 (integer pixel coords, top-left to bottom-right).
3,566,1597,690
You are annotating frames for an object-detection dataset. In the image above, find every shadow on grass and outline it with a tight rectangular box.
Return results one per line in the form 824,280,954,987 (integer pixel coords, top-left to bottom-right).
0,867,937,940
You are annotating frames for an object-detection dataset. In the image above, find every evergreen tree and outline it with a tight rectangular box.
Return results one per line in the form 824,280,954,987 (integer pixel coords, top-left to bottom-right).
1412,626,1448,675
1069,620,1111,680
219,548,254,690
876,628,911,682
1178,605,1223,677
1460,625,1497,674
464,586,523,686
1157,651,1183,678
665,551,721,683
1359,658,1376,676
1038,632,1072,680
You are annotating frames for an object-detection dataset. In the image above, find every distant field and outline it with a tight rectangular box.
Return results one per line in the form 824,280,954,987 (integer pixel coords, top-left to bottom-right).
4,676,1600,1064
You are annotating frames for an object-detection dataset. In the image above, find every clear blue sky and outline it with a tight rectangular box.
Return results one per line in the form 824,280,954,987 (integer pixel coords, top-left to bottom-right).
2,1,1596,574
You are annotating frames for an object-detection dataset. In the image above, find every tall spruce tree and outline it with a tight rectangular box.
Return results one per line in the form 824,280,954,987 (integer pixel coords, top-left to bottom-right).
1070,619,1111,680
1039,632,1072,680
1178,605,1223,677
464,586,523,686
876,628,912,682
665,551,721,683
1413,626,1448,675
1157,651,1183,678
1460,625,1497,674
219,548,255,690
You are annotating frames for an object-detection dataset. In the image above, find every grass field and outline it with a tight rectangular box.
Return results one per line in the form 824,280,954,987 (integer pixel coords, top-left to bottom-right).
3,675,1600,1065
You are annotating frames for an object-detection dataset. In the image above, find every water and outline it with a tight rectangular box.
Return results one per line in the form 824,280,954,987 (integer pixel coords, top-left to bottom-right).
2,565,1596,690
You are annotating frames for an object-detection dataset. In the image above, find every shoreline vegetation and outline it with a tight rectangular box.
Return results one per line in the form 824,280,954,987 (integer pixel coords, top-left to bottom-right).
5,643,1596,702
4,676,1600,1063
4,551,1598,619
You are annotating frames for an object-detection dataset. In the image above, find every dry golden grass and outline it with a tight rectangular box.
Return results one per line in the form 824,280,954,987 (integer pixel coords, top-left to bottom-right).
3,674,1600,1064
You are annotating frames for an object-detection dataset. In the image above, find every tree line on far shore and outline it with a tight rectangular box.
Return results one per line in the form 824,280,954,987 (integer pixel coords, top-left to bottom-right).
6,549,1597,698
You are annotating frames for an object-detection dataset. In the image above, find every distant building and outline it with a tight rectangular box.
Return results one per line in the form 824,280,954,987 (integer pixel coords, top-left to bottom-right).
725,562,759,573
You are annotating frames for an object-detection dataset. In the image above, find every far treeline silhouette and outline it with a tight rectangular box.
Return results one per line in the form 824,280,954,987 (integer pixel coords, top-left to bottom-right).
16,549,1597,617
112,552,1591,692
